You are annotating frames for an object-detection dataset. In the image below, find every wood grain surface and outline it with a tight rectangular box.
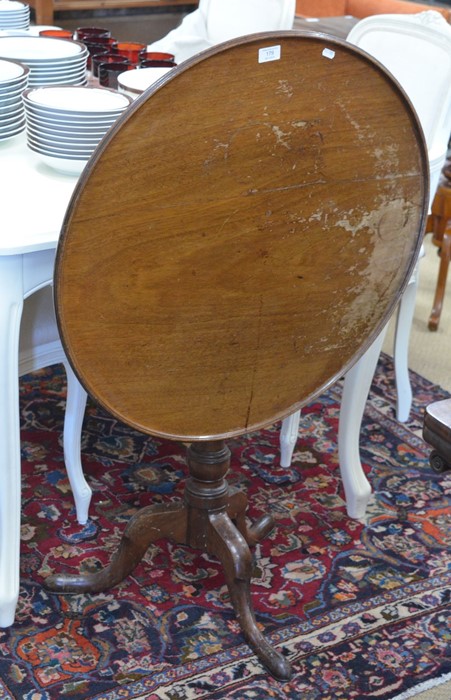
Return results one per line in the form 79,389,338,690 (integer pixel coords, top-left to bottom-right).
55,32,429,440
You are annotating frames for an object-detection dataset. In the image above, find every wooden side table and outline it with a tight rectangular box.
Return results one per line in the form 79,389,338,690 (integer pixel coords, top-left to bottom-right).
45,32,428,678
426,159,451,331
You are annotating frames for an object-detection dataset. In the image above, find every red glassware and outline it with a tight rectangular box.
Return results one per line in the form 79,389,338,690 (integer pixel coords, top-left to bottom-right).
113,41,146,65
84,41,114,70
75,27,111,41
139,59,177,68
39,29,74,39
83,35,117,47
99,61,133,89
138,51,175,62
93,53,129,79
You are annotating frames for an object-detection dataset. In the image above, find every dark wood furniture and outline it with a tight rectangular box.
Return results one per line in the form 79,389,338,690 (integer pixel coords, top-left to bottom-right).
423,398,451,472
28,0,198,29
426,160,451,331
45,32,428,678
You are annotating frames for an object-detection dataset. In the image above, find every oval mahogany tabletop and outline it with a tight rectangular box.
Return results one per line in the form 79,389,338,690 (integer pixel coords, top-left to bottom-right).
55,32,429,440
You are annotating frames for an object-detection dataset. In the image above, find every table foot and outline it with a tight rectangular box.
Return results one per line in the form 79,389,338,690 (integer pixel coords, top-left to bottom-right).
45,502,187,593
209,510,291,680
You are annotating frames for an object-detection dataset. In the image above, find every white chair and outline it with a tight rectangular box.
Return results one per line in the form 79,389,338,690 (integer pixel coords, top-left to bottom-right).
146,0,296,63
0,285,89,628
280,11,451,519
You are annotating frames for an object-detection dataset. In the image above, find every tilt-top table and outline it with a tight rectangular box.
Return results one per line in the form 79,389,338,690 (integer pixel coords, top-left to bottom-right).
45,32,428,678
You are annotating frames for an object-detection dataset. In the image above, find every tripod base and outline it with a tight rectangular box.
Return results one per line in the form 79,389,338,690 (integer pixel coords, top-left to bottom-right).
45,440,291,680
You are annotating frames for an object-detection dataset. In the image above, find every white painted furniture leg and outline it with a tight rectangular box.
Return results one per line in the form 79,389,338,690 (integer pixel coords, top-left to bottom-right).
279,328,387,519
338,328,387,519
279,409,301,468
393,262,420,423
0,257,25,628
62,361,90,524
19,287,91,525
0,277,90,628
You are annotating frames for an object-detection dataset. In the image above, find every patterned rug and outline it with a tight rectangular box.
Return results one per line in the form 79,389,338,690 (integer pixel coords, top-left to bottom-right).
1,354,450,699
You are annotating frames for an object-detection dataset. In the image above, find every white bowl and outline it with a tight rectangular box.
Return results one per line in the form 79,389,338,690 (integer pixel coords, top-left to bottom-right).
31,149,88,175
26,123,104,145
117,66,173,98
24,110,115,131
26,134,94,156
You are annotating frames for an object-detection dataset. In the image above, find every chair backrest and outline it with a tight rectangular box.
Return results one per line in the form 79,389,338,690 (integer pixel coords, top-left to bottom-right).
204,0,296,43
347,11,451,197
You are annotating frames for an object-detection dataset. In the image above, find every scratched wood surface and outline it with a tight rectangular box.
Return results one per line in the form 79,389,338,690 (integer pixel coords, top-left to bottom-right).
55,32,429,440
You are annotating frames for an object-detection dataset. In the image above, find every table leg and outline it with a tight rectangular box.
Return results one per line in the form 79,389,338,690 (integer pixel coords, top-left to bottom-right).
338,328,387,520
428,231,451,331
0,256,24,627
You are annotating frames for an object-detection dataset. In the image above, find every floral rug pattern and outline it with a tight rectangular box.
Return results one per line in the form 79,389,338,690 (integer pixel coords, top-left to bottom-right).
0,354,450,699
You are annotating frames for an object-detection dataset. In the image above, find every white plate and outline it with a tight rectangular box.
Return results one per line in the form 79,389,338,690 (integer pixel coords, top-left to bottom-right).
0,79,28,95
27,25,64,35
117,66,173,97
0,119,25,137
26,63,86,77
1,109,24,125
0,2,29,11
24,85,132,113
0,22,30,31
0,36,86,61
0,91,23,105
0,56,28,82
0,102,23,116
28,76,87,87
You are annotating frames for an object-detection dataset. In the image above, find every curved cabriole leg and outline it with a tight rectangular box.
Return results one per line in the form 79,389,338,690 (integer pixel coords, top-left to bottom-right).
45,502,187,593
227,488,275,547
208,510,291,681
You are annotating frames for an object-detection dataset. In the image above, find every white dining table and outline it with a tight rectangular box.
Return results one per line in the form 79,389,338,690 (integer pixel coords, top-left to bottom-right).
0,131,79,626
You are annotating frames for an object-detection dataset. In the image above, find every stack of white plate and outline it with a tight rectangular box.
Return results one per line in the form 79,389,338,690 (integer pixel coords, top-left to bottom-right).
117,66,174,99
0,1,30,31
0,36,87,87
0,56,28,141
23,85,132,175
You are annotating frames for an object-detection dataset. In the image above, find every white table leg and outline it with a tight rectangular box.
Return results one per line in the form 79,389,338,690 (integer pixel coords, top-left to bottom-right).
338,327,387,520
279,409,301,467
393,266,419,423
0,256,24,627
62,361,90,524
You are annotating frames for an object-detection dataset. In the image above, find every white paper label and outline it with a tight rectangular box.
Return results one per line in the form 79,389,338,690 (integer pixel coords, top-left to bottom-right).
258,45,281,63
